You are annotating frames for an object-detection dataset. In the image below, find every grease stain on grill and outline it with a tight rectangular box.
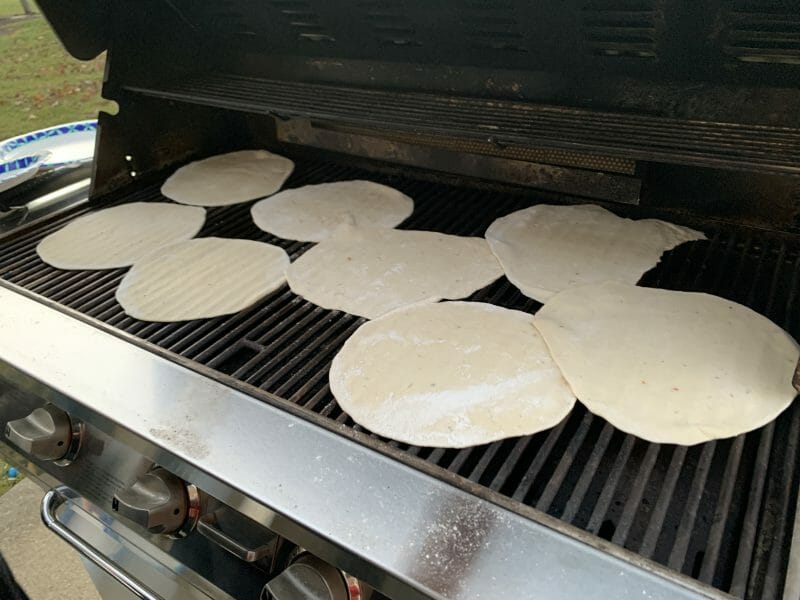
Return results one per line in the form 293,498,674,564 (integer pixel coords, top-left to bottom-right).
149,426,210,460
410,495,496,597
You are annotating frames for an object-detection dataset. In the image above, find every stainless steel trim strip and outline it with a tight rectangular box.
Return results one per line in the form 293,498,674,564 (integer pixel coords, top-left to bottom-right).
0,286,726,599
41,487,159,600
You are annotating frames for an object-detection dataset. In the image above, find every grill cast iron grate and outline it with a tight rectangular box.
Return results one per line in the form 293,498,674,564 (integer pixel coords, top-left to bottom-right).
1,159,798,598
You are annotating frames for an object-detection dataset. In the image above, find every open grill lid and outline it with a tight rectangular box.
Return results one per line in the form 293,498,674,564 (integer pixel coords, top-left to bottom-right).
37,1,800,187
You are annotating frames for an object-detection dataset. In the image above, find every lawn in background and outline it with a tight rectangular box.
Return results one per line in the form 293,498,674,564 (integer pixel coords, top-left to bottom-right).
0,0,32,17
0,10,114,140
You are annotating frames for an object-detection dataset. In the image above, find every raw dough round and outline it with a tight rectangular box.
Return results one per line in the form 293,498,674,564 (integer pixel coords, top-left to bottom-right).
36,202,205,270
485,204,705,303
251,180,413,242
286,227,504,319
116,237,289,322
330,301,576,447
533,281,799,445
161,150,294,206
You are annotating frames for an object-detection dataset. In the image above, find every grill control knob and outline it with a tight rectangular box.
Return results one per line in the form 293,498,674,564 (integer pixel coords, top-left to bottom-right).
5,404,75,461
263,553,370,600
112,467,191,535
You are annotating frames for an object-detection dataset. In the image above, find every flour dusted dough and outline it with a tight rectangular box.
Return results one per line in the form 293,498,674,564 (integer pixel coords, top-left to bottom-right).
161,150,294,206
36,202,205,270
287,227,504,319
116,237,289,322
534,281,799,445
485,204,705,303
330,302,576,447
251,180,413,242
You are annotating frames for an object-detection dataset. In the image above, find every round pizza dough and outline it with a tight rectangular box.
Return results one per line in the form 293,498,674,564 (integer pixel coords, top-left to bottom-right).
36,202,206,270
161,150,295,206
250,180,414,242
286,227,504,319
330,301,576,447
116,237,289,322
485,204,705,303
533,281,799,445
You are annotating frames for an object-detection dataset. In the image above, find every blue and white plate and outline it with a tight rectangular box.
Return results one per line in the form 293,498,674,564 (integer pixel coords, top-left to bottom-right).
0,120,96,170
0,152,51,195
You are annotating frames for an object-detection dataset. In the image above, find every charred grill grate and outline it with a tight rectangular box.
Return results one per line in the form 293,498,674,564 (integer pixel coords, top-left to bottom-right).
1,158,798,598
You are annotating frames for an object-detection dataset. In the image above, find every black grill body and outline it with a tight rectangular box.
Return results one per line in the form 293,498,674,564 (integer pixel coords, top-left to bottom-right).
15,2,800,598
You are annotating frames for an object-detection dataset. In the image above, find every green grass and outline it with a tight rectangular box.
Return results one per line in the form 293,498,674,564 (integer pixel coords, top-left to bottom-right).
0,15,114,140
0,0,31,18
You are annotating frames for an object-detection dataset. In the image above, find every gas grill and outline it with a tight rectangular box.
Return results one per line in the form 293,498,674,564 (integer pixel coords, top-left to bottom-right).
1,2,800,599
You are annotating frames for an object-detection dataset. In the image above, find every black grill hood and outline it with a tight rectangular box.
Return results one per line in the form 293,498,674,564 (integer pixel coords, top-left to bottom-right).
34,2,800,202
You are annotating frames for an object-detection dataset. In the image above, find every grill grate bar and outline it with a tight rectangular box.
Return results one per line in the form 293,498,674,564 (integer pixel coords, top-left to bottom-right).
699,435,746,584
611,443,661,548
667,443,718,572
511,417,569,503
535,412,595,515
49,270,117,305
447,447,477,475
761,410,800,599
0,253,48,283
27,270,82,296
488,435,534,492
426,447,448,465
77,288,122,317
257,313,352,391
560,423,616,523
301,383,334,413
639,446,688,556
467,440,505,483
199,292,301,364
285,325,358,400
1,157,798,597
585,434,636,535
13,262,66,290
731,423,775,596
274,318,361,398
57,271,121,307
